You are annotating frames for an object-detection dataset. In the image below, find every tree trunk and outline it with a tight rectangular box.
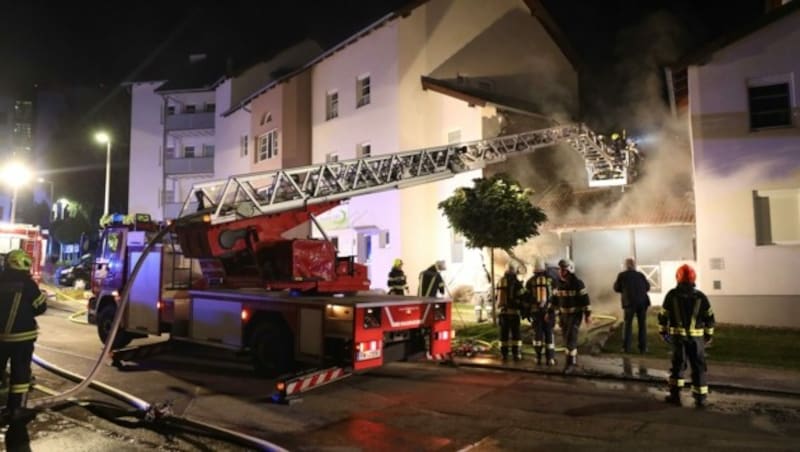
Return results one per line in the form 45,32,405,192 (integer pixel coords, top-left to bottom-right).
490,248,497,325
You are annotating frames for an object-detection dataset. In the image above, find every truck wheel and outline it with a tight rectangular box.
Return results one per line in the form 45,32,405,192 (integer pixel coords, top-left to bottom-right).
97,304,132,349
250,322,294,377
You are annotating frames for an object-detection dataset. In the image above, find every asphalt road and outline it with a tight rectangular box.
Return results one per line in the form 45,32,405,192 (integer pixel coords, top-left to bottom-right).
12,300,800,451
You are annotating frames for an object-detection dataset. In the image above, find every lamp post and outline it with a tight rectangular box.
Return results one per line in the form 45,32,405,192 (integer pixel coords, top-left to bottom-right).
1,161,32,223
95,131,111,216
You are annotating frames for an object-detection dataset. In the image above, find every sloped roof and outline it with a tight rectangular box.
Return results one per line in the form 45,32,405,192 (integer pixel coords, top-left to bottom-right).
534,183,695,231
671,0,800,70
421,76,552,118
154,56,227,94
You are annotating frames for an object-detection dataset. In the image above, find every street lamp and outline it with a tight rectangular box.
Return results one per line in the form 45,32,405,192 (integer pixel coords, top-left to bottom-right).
95,131,112,216
1,161,32,223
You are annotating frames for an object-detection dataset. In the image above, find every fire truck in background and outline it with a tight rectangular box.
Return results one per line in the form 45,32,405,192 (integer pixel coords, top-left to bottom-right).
86,123,638,379
0,222,46,282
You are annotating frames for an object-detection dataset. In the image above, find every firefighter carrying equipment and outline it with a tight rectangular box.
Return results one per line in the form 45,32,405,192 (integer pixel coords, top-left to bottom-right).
658,279,715,407
418,264,445,297
387,261,408,295
498,270,525,361
525,271,557,366
0,255,47,421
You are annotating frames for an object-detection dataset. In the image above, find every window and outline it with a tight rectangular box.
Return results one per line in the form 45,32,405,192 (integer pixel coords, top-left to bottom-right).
165,147,176,159
166,105,175,115
257,129,279,162
356,75,371,107
748,77,793,129
326,152,339,163
754,188,800,245
184,104,196,114
240,135,249,157
202,144,215,157
260,112,272,125
447,130,462,144
357,142,371,158
326,91,339,120
205,103,216,113
184,146,195,158
451,230,464,263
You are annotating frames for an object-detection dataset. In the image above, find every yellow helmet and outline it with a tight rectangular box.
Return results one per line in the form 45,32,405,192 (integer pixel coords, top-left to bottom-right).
6,249,32,272
393,258,403,267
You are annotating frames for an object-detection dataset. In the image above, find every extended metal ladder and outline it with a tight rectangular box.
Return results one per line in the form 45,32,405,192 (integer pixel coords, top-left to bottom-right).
179,123,637,225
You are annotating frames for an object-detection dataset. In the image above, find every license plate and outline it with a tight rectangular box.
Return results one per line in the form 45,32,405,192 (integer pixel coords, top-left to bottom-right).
357,349,381,361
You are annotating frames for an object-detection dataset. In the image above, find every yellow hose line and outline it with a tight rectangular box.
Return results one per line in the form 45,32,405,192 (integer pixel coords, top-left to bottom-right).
69,310,89,325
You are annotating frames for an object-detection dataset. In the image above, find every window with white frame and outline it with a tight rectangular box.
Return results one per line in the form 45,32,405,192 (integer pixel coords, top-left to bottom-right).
257,129,279,162
325,152,339,163
184,146,195,158
753,188,800,245
357,142,371,158
260,112,271,126
447,129,462,144
240,135,249,157
166,105,175,115
748,74,794,130
205,103,216,113
326,91,339,120
356,75,371,107
203,144,215,156
184,104,196,114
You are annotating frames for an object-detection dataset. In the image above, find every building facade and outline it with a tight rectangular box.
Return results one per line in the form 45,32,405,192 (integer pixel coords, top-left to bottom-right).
682,3,800,326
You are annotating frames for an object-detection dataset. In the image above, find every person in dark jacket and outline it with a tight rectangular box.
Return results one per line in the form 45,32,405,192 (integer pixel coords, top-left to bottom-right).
659,264,715,408
418,260,446,298
525,258,557,366
613,257,651,353
498,263,525,361
0,249,47,423
554,259,591,374
387,258,408,295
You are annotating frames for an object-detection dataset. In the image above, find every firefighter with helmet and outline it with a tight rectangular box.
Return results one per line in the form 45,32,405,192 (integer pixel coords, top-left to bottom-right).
418,260,446,298
659,264,715,407
525,258,557,366
553,258,591,374
497,262,525,361
387,258,408,295
0,249,47,423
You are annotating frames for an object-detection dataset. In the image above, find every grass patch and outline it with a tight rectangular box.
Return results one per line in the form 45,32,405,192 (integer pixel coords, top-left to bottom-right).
603,311,800,371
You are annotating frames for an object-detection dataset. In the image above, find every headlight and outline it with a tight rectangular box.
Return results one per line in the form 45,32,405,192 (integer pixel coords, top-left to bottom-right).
433,303,447,321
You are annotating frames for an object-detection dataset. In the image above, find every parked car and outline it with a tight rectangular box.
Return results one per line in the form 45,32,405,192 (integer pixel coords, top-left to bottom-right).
58,254,93,287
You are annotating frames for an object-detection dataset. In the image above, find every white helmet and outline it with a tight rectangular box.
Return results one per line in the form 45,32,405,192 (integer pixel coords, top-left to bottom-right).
533,258,546,272
558,258,574,272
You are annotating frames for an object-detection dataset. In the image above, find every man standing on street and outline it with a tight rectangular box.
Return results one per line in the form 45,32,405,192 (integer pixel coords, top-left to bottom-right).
0,249,47,423
418,260,446,298
659,264,715,407
613,257,651,354
498,263,525,361
554,259,591,374
525,258,557,366
387,258,408,295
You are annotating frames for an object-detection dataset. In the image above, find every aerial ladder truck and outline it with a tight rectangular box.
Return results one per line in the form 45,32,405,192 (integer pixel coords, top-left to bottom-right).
87,123,637,390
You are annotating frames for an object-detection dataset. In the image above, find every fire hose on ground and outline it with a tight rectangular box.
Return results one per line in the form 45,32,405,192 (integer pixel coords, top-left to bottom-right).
28,221,288,451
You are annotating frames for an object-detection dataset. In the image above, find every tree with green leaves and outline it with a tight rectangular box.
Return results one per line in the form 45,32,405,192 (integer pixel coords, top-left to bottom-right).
438,174,547,323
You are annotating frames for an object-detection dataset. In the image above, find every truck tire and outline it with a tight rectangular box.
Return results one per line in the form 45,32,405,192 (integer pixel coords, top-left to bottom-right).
97,303,133,349
250,322,294,377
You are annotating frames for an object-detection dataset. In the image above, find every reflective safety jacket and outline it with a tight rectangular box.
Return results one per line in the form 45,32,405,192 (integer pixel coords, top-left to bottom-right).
0,270,47,342
658,283,715,338
387,267,407,294
525,272,556,314
498,271,525,314
554,273,591,316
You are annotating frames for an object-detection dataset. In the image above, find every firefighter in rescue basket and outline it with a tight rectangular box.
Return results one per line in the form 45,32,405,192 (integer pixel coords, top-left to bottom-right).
497,263,525,361
553,259,591,374
0,249,47,423
659,264,715,407
525,258,557,366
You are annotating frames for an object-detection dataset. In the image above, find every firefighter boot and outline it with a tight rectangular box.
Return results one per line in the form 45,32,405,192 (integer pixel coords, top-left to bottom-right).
512,346,522,362
664,387,682,406
562,355,576,375
546,348,556,367
693,394,708,408
534,345,543,365
501,346,509,361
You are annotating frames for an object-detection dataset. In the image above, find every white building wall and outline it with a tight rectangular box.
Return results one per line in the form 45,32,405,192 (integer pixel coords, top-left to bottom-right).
128,82,165,220
689,11,800,326
214,80,251,178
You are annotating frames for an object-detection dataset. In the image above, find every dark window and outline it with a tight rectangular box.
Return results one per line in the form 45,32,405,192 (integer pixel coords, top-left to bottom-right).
205,103,215,113
184,105,196,114
748,83,792,129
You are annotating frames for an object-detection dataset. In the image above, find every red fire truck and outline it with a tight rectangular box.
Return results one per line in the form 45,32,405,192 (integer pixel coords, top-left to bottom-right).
87,124,636,379
0,222,46,282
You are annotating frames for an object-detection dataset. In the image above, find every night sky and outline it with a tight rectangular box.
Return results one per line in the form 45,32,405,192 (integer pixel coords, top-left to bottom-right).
0,0,766,222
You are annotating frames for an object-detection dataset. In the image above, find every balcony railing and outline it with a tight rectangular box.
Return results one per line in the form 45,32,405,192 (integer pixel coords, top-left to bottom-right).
164,156,214,175
164,112,214,131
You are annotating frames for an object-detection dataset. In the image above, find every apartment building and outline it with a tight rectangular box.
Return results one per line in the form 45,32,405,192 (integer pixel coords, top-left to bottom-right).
669,1,800,326
0,97,34,221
